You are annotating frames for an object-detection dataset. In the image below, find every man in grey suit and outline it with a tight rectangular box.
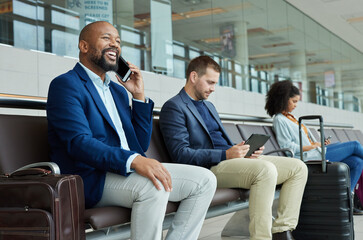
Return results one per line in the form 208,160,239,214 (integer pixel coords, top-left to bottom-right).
159,56,308,240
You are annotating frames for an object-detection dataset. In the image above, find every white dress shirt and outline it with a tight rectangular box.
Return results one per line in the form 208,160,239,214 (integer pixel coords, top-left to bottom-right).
79,62,139,172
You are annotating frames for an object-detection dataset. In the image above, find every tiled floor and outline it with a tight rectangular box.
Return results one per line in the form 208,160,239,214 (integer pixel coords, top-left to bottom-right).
194,212,363,239
197,213,245,240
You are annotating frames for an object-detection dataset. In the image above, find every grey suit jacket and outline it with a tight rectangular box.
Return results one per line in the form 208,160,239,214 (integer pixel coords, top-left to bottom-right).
159,88,233,168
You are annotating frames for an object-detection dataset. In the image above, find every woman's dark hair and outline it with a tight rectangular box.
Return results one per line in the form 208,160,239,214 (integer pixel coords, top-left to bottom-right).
265,80,300,117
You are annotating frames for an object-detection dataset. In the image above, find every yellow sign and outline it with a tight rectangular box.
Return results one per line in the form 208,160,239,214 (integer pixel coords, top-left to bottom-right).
0,1,12,14
255,64,274,71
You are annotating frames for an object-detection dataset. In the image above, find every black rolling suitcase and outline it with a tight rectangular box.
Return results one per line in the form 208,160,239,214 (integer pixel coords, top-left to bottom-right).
292,115,354,240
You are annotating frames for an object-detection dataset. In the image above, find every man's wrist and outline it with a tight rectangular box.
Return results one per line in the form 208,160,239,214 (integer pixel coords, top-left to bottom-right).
132,93,145,102
126,153,140,173
133,96,149,103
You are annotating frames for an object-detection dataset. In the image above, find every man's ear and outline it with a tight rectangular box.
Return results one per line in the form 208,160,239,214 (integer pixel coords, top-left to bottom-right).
79,40,89,53
189,71,198,83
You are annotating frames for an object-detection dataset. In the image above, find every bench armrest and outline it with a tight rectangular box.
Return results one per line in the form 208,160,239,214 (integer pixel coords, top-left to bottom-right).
264,148,294,158
14,162,61,174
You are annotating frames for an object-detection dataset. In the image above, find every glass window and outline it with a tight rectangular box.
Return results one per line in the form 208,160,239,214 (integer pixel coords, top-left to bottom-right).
227,61,232,70
189,49,200,59
52,10,80,30
321,89,329,106
228,73,232,87
260,82,267,95
173,59,186,79
251,78,259,93
353,96,359,112
213,56,221,64
250,67,258,78
260,71,267,81
1,0,363,112
14,21,38,50
37,26,45,52
235,75,242,90
334,92,344,109
121,28,141,45
13,0,43,20
173,43,185,57
204,52,213,57
52,30,78,57
121,46,142,67
235,63,242,74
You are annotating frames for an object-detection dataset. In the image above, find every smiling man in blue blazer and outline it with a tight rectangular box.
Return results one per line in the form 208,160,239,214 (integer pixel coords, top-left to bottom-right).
159,56,308,240
47,21,216,240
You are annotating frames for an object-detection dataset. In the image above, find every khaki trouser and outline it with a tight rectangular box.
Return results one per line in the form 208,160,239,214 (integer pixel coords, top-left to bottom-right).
210,155,308,240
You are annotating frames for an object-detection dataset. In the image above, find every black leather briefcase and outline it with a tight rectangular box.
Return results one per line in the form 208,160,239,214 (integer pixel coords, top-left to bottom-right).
0,168,85,240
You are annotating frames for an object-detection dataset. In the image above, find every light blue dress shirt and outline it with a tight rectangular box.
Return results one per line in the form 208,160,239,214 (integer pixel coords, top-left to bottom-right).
273,113,322,161
79,62,138,172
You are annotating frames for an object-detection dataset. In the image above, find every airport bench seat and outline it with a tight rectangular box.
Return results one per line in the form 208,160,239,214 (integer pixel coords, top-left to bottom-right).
84,188,245,230
0,114,250,238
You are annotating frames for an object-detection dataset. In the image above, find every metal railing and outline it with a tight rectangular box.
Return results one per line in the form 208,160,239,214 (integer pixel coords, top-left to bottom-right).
0,93,47,110
0,93,354,128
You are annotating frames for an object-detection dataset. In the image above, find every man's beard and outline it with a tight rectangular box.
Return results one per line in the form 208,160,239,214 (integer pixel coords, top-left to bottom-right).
91,48,118,72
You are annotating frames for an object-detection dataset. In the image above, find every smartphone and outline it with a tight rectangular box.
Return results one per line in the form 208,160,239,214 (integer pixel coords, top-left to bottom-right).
325,136,332,141
116,56,132,82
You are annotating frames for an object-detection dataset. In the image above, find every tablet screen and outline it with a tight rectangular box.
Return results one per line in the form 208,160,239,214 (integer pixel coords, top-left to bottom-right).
244,134,270,157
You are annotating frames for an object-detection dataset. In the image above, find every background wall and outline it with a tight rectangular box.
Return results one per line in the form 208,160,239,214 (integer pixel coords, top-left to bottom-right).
1,44,362,130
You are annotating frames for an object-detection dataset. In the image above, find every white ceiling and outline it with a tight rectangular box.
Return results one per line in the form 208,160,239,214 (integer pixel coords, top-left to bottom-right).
286,0,363,54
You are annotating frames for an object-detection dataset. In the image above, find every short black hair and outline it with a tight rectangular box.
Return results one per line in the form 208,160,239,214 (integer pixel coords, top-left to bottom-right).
265,80,300,117
186,56,221,81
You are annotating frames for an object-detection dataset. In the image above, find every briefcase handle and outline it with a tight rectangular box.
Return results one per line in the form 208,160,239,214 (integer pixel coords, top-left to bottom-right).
14,162,60,174
298,115,326,173
3,162,60,178
6,168,51,178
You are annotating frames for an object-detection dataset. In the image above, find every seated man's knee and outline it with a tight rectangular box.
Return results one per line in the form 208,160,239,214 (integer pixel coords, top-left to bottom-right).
142,184,170,203
200,168,217,192
294,158,308,177
255,161,278,182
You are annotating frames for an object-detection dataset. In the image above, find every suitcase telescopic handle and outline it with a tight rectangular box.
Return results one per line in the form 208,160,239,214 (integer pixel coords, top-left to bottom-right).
298,115,326,173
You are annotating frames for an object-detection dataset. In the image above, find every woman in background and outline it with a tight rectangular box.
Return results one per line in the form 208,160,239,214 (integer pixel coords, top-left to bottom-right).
265,80,363,214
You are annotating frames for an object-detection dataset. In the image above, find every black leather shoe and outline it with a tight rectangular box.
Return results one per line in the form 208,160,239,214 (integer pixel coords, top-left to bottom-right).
354,207,363,215
272,230,295,240
354,191,363,209
353,192,363,215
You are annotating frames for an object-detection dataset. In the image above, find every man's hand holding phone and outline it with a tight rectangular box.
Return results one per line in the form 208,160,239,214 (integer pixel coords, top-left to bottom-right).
115,56,132,83
115,56,145,101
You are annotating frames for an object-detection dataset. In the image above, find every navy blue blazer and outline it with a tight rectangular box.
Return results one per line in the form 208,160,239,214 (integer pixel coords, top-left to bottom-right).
47,63,154,208
159,88,233,169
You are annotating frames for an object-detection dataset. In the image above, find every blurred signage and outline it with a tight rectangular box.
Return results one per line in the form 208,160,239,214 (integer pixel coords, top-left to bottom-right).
324,70,335,88
67,0,113,27
0,1,12,14
83,0,112,23
220,24,236,58
255,64,274,71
